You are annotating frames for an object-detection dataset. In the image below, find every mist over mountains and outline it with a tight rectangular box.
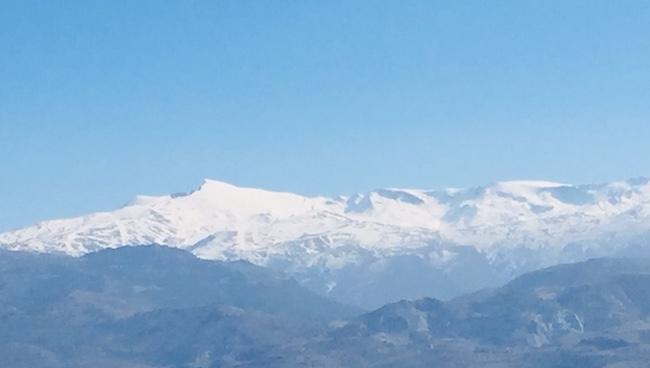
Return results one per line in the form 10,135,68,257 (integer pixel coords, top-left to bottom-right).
3,246,650,367
5,0,650,365
0,246,358,367
2,178,650,308
3,177,650,366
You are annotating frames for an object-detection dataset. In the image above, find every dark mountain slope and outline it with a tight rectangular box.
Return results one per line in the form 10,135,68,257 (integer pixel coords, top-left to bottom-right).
6,248,650,367
327,258,650,367
0,246,358,367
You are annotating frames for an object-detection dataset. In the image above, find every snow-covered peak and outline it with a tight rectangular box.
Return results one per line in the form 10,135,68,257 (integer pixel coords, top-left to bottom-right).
180,178,321,217
493,180,567,189
198,178,241,191
2,177,650,266
127,194,170,207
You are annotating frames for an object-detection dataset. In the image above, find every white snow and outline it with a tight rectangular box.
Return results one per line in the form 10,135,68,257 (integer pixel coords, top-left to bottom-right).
2,177,650,271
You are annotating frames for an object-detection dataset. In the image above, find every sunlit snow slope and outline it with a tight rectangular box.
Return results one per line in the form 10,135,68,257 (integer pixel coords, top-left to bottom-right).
3,178,650,307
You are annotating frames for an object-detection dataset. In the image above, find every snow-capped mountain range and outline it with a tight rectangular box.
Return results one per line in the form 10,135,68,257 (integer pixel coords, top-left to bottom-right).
2,177,650,307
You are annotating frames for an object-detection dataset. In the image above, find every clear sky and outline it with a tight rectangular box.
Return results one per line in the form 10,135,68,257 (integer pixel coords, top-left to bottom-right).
1,1,650,231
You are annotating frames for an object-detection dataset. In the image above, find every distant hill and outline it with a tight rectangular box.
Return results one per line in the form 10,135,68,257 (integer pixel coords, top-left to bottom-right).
4,248,650,366
0,246,358,367
329,257,650,367
4,178,650,308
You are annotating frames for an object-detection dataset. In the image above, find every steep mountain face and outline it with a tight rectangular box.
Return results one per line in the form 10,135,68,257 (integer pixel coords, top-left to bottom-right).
0,246,358,323
350,258,650,344
327,258,650,367
2,178,650,308
5,250,650,367
0,246,359,368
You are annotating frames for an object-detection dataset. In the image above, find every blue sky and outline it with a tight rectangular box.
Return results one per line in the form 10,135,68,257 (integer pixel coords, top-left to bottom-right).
1,0,650,231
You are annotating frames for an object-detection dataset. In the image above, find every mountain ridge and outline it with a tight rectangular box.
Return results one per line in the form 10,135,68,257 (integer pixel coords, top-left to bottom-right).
5,249,650,367
2,177,650,307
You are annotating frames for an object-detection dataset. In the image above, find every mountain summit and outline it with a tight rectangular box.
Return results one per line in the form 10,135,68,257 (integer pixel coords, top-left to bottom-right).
2,178,650,307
